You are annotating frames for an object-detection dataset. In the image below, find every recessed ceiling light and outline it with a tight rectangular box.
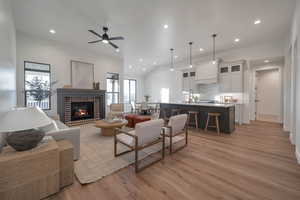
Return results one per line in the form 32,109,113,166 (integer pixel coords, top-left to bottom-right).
163,24,169,29
234,38,240,42
170,68,174,72
254,19,261,25
129,65,132,69
49,29,56,34
139,58,143,62
199,48,204,52
189,65,193,68
115,48,120,52
142,68,146,71
264,60,270,63
174,55,178,59
153,61,157,65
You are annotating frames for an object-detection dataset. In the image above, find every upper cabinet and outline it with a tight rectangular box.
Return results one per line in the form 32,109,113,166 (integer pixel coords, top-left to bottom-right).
195,61,218,84
219,61,244,93
182,70,197,92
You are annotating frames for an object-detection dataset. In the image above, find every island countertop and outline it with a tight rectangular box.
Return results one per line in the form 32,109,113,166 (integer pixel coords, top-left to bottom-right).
160,103,235,133
160,102,235,108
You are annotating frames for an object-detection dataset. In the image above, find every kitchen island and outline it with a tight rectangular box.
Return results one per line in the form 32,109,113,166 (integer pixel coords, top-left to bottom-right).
160,103,235,133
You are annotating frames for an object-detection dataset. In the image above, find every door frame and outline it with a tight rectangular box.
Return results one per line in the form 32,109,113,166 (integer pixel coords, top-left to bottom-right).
254,67,282,122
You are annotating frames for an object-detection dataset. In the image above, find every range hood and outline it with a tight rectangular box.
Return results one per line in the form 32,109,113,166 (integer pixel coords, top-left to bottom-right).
195,61,219,84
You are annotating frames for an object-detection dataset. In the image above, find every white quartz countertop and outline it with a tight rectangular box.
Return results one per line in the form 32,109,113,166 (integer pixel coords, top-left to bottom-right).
160,102,235,108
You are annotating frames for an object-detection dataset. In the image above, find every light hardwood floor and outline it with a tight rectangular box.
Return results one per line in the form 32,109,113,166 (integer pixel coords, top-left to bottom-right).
49,121,300,200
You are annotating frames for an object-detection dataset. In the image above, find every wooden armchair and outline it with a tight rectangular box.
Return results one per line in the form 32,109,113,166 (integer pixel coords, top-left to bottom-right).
108,103,124,119
114,119,165,173
163,114,188,154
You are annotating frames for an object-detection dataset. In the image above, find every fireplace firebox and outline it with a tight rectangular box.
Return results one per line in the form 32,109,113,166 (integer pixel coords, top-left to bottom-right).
71,102,94,121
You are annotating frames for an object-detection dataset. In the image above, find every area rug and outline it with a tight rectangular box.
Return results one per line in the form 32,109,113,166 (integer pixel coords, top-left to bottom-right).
74,123,184,184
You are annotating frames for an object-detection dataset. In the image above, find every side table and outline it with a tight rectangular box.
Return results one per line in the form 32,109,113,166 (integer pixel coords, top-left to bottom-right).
0,137,59,200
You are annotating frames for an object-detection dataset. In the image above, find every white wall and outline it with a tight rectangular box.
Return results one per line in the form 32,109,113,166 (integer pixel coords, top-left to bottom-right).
16,32,123,116
144,40,284,124
285,1,300,163
144,68,183,103
0,0,16,115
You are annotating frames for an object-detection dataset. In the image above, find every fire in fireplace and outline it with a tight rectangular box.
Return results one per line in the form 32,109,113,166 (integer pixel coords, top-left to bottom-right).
71,102,94,121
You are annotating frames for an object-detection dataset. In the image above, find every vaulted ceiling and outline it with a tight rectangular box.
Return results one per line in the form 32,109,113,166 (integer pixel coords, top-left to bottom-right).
12,0,295,75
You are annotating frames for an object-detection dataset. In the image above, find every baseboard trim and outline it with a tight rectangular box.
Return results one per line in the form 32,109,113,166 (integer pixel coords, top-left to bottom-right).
296,147,300,165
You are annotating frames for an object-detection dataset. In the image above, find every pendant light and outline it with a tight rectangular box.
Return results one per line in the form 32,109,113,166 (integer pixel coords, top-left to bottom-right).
170,48,174,71
212,34,217,65
189,42,193,68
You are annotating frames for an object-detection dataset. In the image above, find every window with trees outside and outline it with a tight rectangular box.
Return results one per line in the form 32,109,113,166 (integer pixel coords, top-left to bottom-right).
106,72,120,105
24,61,51,110
124,79,137,112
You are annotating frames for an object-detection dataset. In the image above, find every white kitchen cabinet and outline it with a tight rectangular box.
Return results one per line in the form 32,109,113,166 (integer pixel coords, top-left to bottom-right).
219,61,244,93
182,71,196,92
219,74,231,92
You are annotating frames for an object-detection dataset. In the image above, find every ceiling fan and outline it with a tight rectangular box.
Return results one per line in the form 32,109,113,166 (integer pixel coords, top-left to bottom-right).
88,26,124,51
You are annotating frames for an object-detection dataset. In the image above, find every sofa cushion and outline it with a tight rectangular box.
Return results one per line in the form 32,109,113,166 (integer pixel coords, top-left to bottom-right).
117,130,136,147
168,114,188,135
39,120,59,133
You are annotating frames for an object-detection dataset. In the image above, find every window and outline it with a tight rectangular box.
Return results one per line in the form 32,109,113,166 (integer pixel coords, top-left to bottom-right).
160,88,170,103
24,61,51,110
124,79,137,103
106,73,119,105
124,79,137,112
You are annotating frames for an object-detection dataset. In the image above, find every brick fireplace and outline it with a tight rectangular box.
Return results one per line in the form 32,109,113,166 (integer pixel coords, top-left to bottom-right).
57,88,105,126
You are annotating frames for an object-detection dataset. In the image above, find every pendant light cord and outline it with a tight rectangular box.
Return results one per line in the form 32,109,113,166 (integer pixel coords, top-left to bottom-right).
212,34,217,61
170,48,174,70
189,42,193,66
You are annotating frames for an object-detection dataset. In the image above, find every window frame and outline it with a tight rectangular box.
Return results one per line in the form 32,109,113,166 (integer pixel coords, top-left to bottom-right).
106,72,120,105
24,61,52,110
124,79,137,104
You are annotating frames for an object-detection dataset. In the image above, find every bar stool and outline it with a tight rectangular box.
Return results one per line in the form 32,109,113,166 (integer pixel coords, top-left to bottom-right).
171,109,181,116
187,111,199,128
205,112,221,134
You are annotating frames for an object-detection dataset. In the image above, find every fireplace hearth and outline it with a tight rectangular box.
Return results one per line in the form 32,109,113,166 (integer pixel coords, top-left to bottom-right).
71,102,94,121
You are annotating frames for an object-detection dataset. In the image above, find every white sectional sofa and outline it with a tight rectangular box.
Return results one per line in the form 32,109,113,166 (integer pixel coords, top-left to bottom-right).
45,120,80,160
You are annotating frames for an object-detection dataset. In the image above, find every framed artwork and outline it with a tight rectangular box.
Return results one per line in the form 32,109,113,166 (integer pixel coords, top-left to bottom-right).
71,60,94,89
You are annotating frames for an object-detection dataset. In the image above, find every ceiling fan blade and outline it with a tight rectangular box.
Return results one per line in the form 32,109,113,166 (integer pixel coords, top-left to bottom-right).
88,40,102,44
88,30,103,39
109,41,118,49
109,36,124,41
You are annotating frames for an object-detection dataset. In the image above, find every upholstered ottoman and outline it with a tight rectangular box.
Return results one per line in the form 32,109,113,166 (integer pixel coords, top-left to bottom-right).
125,114,136,128
133,116,151,127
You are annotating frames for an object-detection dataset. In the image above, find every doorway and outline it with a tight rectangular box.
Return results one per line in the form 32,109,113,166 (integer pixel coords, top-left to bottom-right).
255,68,281,123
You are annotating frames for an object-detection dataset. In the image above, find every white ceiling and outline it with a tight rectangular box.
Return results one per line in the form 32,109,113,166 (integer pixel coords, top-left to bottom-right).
12,0,295,75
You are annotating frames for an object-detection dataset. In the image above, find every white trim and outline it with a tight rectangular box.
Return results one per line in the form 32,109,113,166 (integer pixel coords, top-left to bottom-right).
296,147,300,164
290,132,295,145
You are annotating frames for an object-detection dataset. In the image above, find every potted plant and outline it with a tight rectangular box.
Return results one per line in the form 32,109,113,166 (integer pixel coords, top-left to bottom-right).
25,77,58,108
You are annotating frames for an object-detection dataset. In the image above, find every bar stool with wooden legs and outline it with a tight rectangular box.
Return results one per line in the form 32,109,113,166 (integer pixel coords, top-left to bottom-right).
171,109,181,116
187,111,199,128
205,112,221,134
